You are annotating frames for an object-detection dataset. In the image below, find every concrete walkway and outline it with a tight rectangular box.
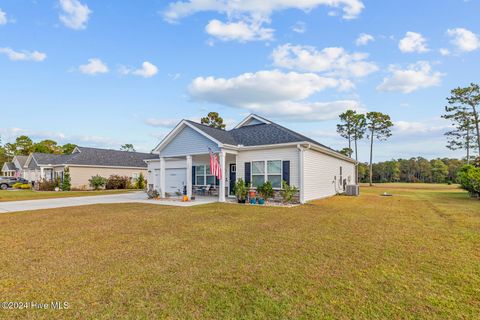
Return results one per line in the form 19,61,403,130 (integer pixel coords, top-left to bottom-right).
0,192,217,214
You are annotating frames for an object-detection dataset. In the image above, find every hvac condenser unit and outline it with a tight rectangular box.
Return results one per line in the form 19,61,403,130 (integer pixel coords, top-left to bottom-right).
346,185,360,196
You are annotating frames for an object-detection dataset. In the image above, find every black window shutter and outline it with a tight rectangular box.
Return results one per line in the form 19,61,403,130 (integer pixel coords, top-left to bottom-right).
244,162,251,185
282,161,290,186
192,166,196,185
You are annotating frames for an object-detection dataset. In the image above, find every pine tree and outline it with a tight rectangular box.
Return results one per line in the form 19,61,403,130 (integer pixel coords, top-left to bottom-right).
366,112,394,186
61,167,71,191
201,112,226,130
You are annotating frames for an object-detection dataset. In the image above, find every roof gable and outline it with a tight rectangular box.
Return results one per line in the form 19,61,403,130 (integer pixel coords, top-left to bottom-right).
234,114,271,129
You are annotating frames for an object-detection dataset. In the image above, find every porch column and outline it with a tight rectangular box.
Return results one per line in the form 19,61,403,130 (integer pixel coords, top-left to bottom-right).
160,157,166,198
186,155,192,199
40,167,44,180
219,150,226,202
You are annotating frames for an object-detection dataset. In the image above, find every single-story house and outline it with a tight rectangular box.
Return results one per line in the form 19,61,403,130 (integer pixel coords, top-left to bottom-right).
1,155,29,177
22,146,157,188
146,114,356,204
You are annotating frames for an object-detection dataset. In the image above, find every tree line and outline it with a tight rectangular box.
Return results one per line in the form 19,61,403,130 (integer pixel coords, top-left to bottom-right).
357,157,465,184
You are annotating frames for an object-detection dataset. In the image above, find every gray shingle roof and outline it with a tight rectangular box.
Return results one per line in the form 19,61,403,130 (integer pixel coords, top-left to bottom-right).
14,155,29,168
31,147,157,168
3,162,16,171
184,119,334,151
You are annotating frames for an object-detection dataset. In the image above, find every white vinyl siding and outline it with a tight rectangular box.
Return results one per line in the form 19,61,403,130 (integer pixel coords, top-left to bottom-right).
237,147,300,188
303,149,355,201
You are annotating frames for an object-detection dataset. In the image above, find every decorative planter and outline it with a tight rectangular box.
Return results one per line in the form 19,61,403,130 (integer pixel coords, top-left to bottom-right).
249,198,257,205
248,190,256,198
258,198,265,205
183,195,189,202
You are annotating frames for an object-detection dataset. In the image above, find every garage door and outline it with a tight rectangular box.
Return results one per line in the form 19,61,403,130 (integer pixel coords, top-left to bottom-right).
165,168,186,194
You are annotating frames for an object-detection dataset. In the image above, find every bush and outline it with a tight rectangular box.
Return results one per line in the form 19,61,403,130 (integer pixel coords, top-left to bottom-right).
38,178,60,191
257,181,274,200
280,180,299,203
106,175,131,190
134,173,146,190
61,167,71,191
89,175,107,190
234,178,248,201
457,165,480,198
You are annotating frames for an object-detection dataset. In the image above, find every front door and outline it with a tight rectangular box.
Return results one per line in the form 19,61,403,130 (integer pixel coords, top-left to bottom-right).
229,164,236,196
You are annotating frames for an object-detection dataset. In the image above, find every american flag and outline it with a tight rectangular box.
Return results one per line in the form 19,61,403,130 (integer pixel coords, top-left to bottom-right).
209,149,222,179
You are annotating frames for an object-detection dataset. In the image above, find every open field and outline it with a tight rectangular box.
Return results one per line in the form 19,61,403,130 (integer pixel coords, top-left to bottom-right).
0,184,479,319
0,190,132,202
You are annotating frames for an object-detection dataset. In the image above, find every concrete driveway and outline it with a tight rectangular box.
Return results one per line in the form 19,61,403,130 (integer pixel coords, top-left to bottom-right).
0,192,217,213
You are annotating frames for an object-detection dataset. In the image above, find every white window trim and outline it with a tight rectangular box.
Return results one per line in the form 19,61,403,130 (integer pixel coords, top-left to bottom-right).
195,164,217,186
250,160,283,190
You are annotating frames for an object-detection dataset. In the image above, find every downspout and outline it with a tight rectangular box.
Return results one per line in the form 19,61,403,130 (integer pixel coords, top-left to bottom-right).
297,144,310,204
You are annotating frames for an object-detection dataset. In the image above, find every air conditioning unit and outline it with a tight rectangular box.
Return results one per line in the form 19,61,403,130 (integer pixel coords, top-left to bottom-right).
346,184,359,196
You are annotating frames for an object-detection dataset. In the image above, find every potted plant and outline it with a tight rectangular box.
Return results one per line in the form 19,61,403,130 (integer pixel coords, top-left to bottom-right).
234,178,248,203
257,181,274,205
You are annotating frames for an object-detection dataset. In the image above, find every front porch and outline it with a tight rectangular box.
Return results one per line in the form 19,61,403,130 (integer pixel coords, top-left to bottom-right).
157,150,237,202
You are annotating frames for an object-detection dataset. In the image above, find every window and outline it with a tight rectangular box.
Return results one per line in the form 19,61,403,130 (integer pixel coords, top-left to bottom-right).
267,160,282,189
132,172,139,179
195,164,217,186
251,160,282,189
252,161,265,187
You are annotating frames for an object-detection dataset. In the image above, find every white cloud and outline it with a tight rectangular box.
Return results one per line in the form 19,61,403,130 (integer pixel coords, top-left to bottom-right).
377,61,444,94
0,8,8,25
58,0,91,30
447,28,480,52
188,70,361,121
394,120,450,135
292,21,307,34
398,31,429,53
439,48,451,56
120,61,158,78
144,118,179,128
355,33,374,46
163,0,364,42
0,47,47,62
78,58,109,75
205,19,274,42
164,0,365,22
271,44,378,78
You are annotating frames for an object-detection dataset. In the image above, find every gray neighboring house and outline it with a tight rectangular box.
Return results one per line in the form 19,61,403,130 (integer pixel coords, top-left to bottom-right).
1,155,29,177
146,114,356,203
23,147,157,188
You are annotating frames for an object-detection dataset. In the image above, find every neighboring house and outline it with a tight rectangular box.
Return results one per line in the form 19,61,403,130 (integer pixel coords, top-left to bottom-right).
1,155,29,177
23,147,157,188
146,114,356,204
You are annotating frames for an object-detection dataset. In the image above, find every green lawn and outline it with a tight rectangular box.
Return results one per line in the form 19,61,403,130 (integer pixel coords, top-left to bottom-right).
0,189,132,202
0,184,479,319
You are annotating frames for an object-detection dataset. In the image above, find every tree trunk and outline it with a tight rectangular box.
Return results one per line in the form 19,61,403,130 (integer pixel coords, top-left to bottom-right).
369,129,374,186
354,138,359,184
348,135,352,157
467,126,470,165
472,104,480,157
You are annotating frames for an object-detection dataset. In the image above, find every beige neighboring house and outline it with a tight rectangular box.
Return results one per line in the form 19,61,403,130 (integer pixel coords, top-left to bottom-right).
1,155,29,177
23,146,157,189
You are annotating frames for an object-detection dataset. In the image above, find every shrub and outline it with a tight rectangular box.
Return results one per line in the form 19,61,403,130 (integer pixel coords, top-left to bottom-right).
134,173,146,190
89,175,107,190
38,178,60,191
280,180,299,203
106,175,131,190
457,165,480,198
257,181,274,200
234,178,248,201
61,167,71,191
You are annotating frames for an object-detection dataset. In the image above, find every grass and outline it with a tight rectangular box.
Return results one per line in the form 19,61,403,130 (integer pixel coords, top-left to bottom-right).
0,184,479,319
0,189,133,202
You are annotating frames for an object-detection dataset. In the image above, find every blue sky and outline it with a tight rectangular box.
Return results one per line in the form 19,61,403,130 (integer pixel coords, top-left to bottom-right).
1,0,479,161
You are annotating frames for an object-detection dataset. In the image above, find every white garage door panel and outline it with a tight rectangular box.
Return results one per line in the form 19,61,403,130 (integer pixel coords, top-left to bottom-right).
165,168,186,194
